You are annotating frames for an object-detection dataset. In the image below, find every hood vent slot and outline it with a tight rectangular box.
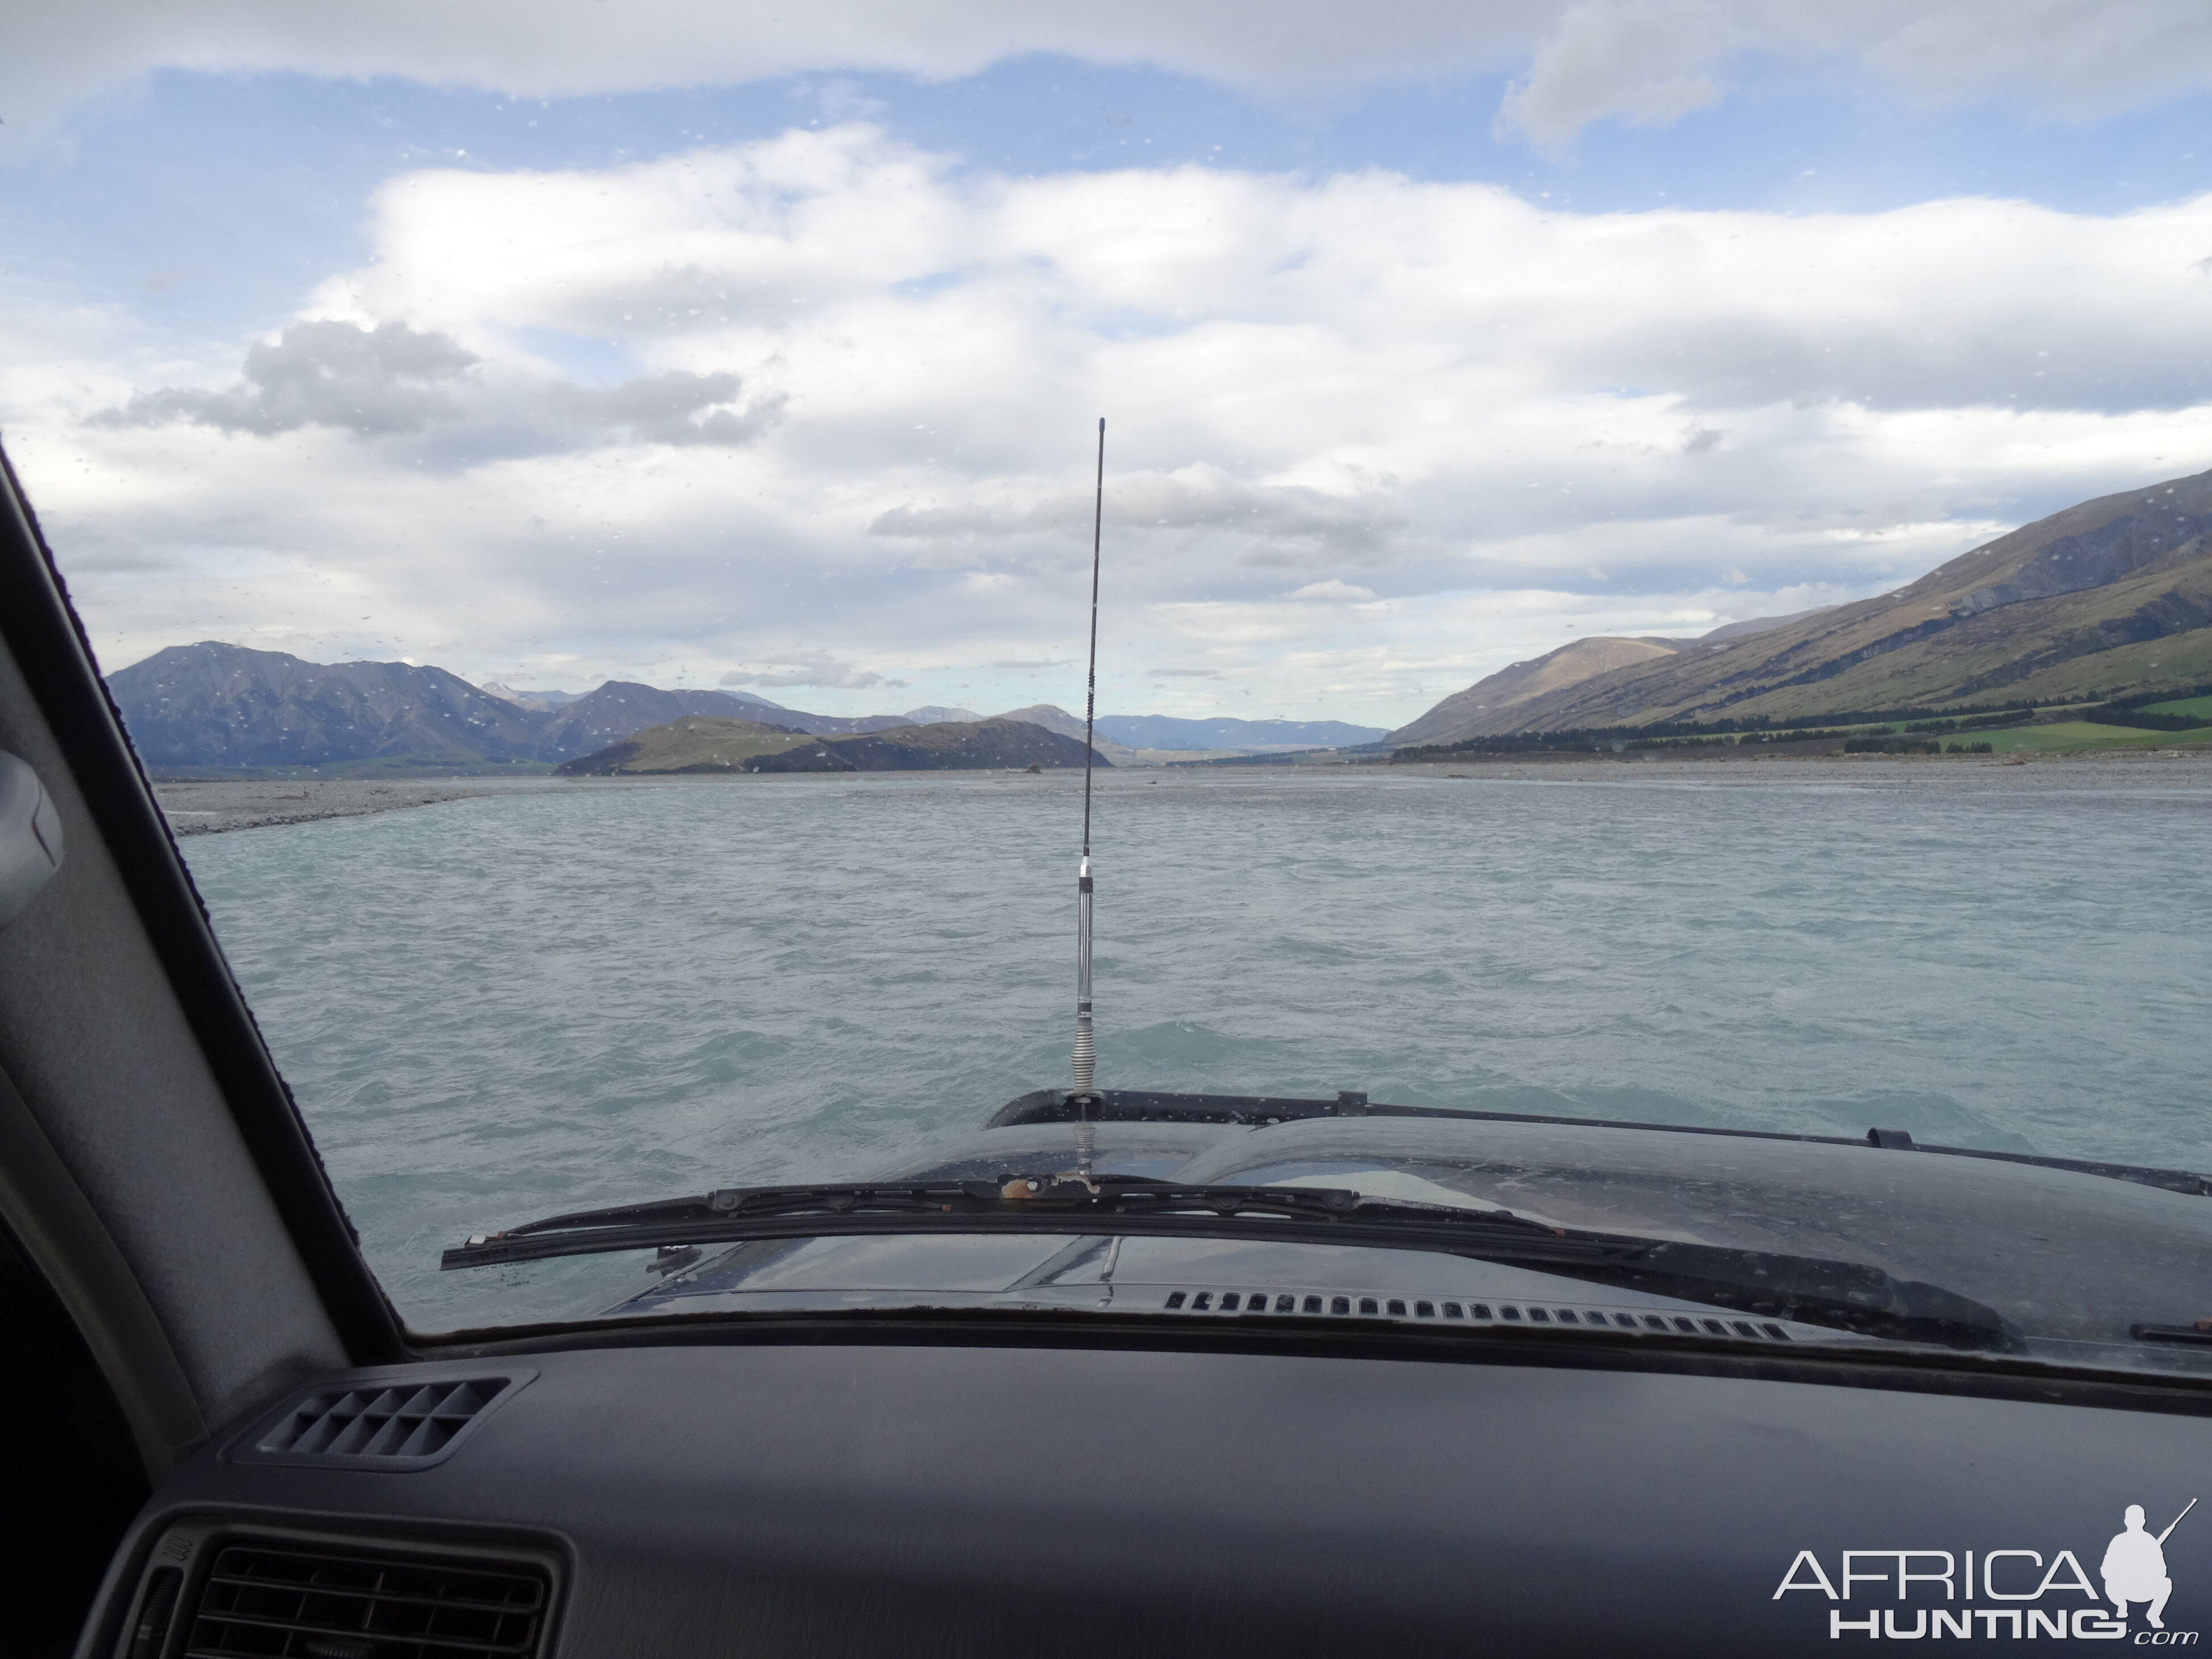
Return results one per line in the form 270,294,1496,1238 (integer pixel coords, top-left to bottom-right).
239,1373,531,1470
180,1542,550,1659
1160,1289,1791,1342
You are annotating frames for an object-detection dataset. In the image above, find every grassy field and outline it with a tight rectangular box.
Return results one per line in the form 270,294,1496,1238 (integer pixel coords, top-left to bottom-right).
1934,627,2212,712
1973,721,2212,753
2141,695,2212,721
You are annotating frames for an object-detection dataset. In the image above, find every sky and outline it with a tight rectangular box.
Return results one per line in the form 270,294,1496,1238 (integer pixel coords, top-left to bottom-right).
2,2,2210,724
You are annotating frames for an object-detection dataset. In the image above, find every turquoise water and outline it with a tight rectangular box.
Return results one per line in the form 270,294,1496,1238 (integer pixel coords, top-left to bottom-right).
178,765,2212,1328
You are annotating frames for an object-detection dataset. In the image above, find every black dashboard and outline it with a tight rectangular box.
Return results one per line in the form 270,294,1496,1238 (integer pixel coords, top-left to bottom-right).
85,1333,2212,1657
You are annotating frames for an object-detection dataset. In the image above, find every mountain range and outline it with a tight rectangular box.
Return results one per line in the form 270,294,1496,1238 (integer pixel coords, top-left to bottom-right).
109,646,550,769
123,456,2197,776
104,643,1380,772
107,646,880,769
1390,467,2212,746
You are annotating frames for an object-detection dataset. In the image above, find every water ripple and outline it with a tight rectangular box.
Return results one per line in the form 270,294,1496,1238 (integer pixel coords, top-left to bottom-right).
180,768,2212,1327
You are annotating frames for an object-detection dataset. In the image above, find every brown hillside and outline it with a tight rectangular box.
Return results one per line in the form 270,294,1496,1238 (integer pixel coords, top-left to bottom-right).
1389,637,1680,746
1394,466,2212,741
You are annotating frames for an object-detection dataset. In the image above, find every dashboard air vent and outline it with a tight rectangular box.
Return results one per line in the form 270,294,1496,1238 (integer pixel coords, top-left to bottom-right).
182,1542,550,1659
242,1373,530,1469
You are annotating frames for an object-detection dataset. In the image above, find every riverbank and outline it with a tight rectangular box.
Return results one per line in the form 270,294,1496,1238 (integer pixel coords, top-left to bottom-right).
154,778,583,834
1381,749,2212,789
152,746,2212,835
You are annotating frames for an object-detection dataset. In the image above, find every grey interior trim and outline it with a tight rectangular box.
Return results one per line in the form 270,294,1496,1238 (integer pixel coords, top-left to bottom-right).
0,1061,205,1478
0,443,398,1362
0,444,356,1432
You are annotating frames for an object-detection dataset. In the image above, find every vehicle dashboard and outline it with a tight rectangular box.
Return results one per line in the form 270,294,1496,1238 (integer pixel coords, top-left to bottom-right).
85,1332,2212,1658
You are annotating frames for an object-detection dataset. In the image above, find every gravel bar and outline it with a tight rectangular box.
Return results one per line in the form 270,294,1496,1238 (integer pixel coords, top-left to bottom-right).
154,778,583,835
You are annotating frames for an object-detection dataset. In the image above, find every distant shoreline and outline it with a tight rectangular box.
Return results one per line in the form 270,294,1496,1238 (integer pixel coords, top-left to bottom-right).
1379,750,2212,789
1182,746,2212,780
155,745,2212,833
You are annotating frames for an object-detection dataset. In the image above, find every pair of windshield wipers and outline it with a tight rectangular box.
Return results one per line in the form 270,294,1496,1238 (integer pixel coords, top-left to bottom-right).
443,1174,2018,1352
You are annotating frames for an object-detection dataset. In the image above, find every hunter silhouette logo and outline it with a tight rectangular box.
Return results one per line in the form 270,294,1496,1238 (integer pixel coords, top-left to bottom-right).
1775,1498,2201,1641
2107,1501,2195,1630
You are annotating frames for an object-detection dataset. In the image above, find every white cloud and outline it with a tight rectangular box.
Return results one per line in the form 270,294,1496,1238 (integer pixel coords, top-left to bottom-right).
4,0,2210,163
1496,1,2212,150
722,650,887,688
89,318,785,451
870,464,1406,565
1496,0,1737,153
0,2,1539,156
94,320,478,436
8,122,2212,723
548,371,784,448
1863,0,2212,118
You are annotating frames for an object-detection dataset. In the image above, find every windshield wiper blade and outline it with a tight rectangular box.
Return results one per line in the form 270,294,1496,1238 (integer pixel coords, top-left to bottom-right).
441,1176,2019,1351
443,1178,1577,1269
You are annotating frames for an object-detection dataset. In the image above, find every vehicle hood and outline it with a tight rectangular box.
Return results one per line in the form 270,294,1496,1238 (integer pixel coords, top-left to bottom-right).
601,1112,2212,1367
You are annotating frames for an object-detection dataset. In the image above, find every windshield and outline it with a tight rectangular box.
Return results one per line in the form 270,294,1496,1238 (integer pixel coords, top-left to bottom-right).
6,8,2212,1374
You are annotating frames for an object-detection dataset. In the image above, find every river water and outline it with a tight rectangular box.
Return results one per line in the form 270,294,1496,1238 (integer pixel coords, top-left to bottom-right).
176,760,2212,1328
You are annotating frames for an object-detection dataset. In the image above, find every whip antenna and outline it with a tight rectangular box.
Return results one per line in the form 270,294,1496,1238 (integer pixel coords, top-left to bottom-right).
1072,418,1104,1109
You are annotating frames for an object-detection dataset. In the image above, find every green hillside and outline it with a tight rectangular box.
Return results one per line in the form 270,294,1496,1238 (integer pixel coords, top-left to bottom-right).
552,717,811,775
556,715,1108,775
